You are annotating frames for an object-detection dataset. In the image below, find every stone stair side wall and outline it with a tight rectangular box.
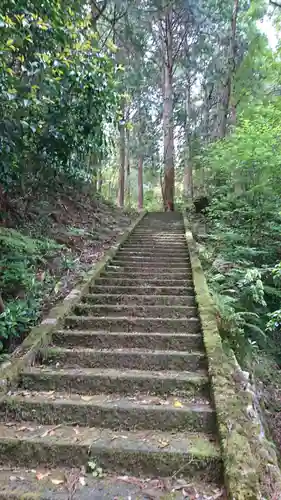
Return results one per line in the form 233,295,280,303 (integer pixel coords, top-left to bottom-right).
183,213,281,500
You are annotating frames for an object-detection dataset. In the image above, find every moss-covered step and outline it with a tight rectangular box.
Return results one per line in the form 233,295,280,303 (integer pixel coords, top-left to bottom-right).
94,277,194,287
128,229,186,233
114,255,190,263
0,391,215,432
81,293,196,306
126,232,186,237
39,346,206,371
0,468,225,500
89,285,194,295
122,237,187,242
20,367,209,396
116,250,188,258
117,249,188,256
130,237,186,241
73,304,197,318
0,422,222,480
125,236,187,241
53,330,204,350
101,271,193,280
64,316,200,333
105,264,191,273
110,260,192,269
123,242,187,248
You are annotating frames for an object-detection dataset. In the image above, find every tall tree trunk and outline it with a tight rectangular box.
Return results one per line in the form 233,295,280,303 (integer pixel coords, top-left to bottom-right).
162,7,175,210
138,155,143,210
97,166,103,193
118,116,125,208
184,79,193,202
203,83,211,143
125,126,131,207
0,294,4,314
217,0,239,138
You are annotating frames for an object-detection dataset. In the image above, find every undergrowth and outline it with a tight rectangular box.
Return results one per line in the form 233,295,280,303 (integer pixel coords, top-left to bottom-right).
194,195,281,367
0,228,65,354
0,187,134,358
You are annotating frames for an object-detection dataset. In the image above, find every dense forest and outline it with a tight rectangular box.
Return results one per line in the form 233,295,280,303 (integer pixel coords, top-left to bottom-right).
1,0,281,445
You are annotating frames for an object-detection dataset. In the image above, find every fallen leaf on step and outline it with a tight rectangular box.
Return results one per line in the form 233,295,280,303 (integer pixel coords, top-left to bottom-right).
79,476,86,486
36,471,50,480
111,435,128,441
173,481,192,490
9,476,17,482
73,427,80,435
81,395,93,402
173,400,183,408
51,478,64,485
141,490,159,499
41,424,61,438
54,281,61,294
158,439,169,448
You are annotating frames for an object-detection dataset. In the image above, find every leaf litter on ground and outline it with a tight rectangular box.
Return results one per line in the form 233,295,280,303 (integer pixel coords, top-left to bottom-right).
116,475,226,499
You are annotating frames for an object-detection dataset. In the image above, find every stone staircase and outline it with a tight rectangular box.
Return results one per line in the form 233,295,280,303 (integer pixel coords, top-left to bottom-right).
0,212,223,497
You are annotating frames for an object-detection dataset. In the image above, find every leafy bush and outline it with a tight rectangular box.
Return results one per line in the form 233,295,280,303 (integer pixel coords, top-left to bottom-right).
0,2,120,198
0,300,40,352
0,228,63,353
199,98,281,364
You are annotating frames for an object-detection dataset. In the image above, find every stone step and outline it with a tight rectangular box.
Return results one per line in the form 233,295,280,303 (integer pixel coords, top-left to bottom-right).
40,347,206,371
114,256,190,264
116,252,188,259
73,304,197,318
128,229,186,234
89,285,194,295
94,277,193,287
125,242,187,247
0,422,221,479
82,294,196,306
124,240,187,246
64,316,200,333
102,271,192,280
123,236,186,240
53,330,204,350
119,246,187,253
0,469,226,499
118,246,187,252
131,234,185,238
20,367,209,396
126,233,187,238
132,229,185,233
110,260,191,269
1,390,214,432
108,262,191,270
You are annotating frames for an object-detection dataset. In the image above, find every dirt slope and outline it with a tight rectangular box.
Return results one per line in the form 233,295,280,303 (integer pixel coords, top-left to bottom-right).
0,187,136,355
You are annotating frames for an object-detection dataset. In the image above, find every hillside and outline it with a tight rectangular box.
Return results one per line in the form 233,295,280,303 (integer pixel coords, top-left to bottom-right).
0,185,136,356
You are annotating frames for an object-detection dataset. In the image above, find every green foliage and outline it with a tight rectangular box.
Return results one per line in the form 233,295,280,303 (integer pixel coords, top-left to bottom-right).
0,300,40,352
87,460,104,478
199,94,281,364
0,1,120,196
0,228,62,353
267,263,281,333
